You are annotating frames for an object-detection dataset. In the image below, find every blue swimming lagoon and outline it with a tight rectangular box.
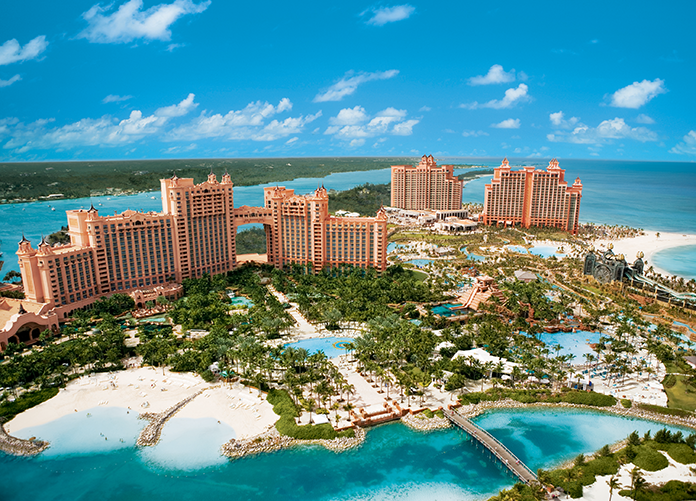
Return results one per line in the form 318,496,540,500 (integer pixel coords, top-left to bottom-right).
506,245,565,258
432,303,464,317
406,259,434,267
535,330,603,362
284,336,354,359
4,406,692,501
460,246,487,262
529,245,566,258
229,297,254,308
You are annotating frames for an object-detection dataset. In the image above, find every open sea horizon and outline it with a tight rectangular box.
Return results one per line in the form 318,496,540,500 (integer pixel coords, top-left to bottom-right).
1,158,694,279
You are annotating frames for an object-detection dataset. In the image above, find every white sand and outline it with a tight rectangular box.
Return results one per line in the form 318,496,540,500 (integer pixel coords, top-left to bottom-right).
579,452,696,500
594,231,696,279
6,367,278,440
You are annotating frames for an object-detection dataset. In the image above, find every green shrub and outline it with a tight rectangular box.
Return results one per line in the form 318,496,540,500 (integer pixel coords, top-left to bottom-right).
267,388,348,440
633,445,669,471
434,409,445,418
666,443,696,465
557,391,616,407
620,480,696,501
0,388,59,421
664,374,678,389
422,409,434,418
637,403,693,418
621,398,633,408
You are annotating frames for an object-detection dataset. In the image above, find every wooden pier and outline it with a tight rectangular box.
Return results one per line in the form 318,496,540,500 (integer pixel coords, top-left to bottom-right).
443,408,538,485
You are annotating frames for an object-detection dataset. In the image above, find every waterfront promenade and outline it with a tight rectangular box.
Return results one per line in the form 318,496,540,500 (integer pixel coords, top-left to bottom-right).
443,408,538,485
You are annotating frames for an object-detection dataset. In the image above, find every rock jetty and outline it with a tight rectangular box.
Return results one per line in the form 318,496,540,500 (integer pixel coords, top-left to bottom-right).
0,422,49,456
222,426,366,459
137,389,205,446
401,412,452,431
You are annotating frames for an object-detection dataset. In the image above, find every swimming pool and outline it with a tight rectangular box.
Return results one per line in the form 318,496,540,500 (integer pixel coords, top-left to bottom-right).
406,259,434,267
460,246,486,262
536,330,603,362
507,245,528,254
432,303,464,317
230,297,254,307
283,337,355,359
138,315,167,323
529,245,566,258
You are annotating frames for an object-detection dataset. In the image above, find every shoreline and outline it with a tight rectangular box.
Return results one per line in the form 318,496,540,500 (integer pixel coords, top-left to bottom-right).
457,398,696,431
593,231,696,279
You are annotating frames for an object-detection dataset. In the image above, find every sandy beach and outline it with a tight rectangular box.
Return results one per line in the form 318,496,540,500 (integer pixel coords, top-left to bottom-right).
594,231,696,279
6,367,279,440
579,454,696,500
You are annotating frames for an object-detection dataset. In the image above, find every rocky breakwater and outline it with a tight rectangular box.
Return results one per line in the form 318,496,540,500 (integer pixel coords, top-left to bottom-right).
455,398,696,431
401,411,452,432
137,389,206,446
222,426,366,459
0,421,49,456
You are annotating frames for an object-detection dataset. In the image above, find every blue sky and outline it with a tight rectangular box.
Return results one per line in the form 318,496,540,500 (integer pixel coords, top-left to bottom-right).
1,0,695,162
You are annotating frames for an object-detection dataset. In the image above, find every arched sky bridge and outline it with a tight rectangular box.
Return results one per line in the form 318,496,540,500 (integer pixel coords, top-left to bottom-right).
443,408,539,486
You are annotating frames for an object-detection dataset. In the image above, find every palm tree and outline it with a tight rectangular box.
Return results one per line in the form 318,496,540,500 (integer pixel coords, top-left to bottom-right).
607,475,621,501
629,467,645,500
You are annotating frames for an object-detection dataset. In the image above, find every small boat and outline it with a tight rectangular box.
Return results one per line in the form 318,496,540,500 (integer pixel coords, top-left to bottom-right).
51,207,55,211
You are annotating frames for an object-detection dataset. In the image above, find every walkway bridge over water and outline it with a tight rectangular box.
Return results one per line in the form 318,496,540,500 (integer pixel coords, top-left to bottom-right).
443,408,538,486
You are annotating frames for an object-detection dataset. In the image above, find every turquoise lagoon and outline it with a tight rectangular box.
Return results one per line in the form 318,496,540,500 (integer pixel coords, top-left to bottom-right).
284,336,354,359
536,330,602,361
3,407,691,501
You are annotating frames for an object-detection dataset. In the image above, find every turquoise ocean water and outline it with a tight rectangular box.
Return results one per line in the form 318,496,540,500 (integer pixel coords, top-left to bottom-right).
3,407,690,501
1,159,694,277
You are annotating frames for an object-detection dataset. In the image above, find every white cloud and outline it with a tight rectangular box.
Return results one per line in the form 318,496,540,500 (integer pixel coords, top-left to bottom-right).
0,74,21,88
609,78,666,109
549,111,579,129
103,94,133,103
419,106,431,112
463,83,530,109
163,143,196,154
0,93,198,152
329,106,368,125
324,106,417,140
349,139,366,147
462,130,489,137
313,70,398,102
252,112,322,142
155,93,197,117
79,0,210,44
669,130,696,155
635,114,655,124
0,36,48,66
168,98,318,142
363,5,415,26
491,118,520,129
547,117,658,144
392,119,418,135
285,137,298,145
468,64,516,86
166,43,185,52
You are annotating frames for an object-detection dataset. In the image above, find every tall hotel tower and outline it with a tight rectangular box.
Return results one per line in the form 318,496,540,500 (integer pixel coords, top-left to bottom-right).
17,173,387,319
390,155,463,210
482,158,583,234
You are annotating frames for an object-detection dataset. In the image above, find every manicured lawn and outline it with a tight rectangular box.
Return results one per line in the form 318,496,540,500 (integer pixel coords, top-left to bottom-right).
665,375,696,412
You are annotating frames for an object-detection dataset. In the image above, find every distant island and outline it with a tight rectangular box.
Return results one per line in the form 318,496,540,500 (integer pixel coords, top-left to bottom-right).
0,157,479,204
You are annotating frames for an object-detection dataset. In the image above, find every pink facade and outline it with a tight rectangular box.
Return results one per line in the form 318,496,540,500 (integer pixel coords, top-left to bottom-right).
264,186,388,272
391,155,463,210
482,158,583,234
17,174,388,322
